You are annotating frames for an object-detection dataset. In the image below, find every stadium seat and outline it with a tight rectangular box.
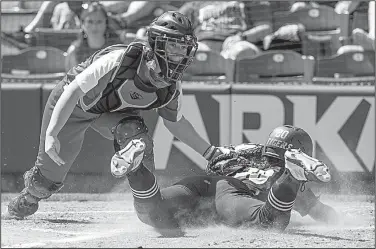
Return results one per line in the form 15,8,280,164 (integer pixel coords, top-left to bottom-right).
314,50,375,78
1,9,37,33
1,46,67,74
274,6,350,59
273,5,349,36
301,29,342,59
107,4,179,32
234,50,314,82
183,50,235,82
30,28,80,51
352,12,369,32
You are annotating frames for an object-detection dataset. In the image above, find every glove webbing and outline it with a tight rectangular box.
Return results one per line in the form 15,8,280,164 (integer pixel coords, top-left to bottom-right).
205,144,266,176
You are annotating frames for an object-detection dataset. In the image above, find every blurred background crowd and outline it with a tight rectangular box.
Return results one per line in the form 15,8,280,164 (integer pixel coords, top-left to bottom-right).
1,0,375,82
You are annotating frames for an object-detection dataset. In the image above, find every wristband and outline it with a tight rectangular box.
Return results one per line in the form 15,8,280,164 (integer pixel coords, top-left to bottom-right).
203,145,216,161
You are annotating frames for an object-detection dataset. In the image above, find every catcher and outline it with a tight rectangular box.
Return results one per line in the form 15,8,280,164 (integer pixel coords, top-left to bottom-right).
7,11,225,220
114,125,339,236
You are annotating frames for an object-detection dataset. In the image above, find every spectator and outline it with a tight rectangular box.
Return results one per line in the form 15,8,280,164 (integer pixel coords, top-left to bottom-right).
221,35,261,60
179,1,272,60
107,1,184,33
2,1,84,47
335,1,370,33
222,23,306,61
2,1,127,45
262,23,306,53
351,1,375,51
335,1,375,52
65,2,121,71
50,1,81,30
335,1,369,17
25,1,84,32
260,2,343,56
242,1,274,44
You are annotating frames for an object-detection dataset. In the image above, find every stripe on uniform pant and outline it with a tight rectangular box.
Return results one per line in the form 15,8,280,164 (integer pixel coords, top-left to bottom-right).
130,178,160,199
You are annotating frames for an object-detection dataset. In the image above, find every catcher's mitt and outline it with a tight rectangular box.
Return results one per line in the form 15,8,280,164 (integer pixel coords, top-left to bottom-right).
205,143,284,193
205,143,266,176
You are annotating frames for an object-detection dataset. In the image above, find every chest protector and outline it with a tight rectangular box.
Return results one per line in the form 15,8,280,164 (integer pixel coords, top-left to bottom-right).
64,42,177,114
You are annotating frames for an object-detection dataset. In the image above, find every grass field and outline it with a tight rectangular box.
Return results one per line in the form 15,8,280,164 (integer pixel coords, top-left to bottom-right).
1,193,374,248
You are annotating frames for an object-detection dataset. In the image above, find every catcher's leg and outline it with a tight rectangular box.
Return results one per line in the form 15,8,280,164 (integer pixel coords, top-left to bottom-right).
7,81,95,219
93,115,155,177
127,164,184,237
7,167,64,220
92,114,180,235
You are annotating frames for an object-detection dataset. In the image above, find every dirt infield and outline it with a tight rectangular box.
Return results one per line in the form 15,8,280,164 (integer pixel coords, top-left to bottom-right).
1,193,374,248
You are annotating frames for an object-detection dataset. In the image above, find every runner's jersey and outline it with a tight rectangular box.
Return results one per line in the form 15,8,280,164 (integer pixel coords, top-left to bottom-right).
63,41,182,121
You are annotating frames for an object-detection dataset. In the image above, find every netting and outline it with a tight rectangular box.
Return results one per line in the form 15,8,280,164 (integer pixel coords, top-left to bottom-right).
1,0,374,83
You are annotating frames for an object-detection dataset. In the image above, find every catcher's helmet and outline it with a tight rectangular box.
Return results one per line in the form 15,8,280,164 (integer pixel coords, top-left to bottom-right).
147,11,198,84
262,125,313,160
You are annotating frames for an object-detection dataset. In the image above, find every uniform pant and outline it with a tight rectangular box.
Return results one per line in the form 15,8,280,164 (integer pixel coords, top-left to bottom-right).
34,80,144,183
130,168,300,231
165,176,293,229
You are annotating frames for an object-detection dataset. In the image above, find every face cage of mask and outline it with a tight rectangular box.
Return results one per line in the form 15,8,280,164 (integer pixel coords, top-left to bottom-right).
153,35,197,82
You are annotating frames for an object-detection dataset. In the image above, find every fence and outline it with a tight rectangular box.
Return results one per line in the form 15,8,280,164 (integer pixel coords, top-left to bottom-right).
1,81,374,193
1,1,374,193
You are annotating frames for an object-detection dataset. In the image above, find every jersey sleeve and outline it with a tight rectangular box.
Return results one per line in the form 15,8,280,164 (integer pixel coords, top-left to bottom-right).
157,81,183,122
75,49,125,93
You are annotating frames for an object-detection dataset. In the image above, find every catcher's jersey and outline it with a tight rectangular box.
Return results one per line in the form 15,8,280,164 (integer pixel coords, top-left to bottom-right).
63,41,182,122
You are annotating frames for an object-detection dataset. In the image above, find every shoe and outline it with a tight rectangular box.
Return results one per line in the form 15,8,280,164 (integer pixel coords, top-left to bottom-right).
111,139,146,178
284,149,331,183
7,189,40,220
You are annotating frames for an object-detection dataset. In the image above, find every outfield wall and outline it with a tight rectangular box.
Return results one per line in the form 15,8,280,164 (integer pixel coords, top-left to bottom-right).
1,82,375,192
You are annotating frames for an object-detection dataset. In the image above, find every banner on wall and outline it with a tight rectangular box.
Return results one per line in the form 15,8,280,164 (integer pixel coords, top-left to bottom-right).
230,84,375,174
1,82,374,176
143,83,231,176
144,83,375,175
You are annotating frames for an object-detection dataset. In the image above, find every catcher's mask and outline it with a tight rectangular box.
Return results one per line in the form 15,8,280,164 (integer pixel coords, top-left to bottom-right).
262,125,313,161
147,11,198,84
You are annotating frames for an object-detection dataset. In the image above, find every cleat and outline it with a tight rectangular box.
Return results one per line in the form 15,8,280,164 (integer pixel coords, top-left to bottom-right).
7,189,40,220
284,149,331,183
111,139,146,178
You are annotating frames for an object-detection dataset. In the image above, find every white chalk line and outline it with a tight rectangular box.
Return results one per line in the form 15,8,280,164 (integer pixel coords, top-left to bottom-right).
2,209,138,248
28,228,91,235
4,228,129,248
36,210,135,214
1,210,134,216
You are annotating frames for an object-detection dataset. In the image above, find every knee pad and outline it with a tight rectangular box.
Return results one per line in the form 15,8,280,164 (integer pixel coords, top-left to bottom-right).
112,116,154,170
24,167,64,199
